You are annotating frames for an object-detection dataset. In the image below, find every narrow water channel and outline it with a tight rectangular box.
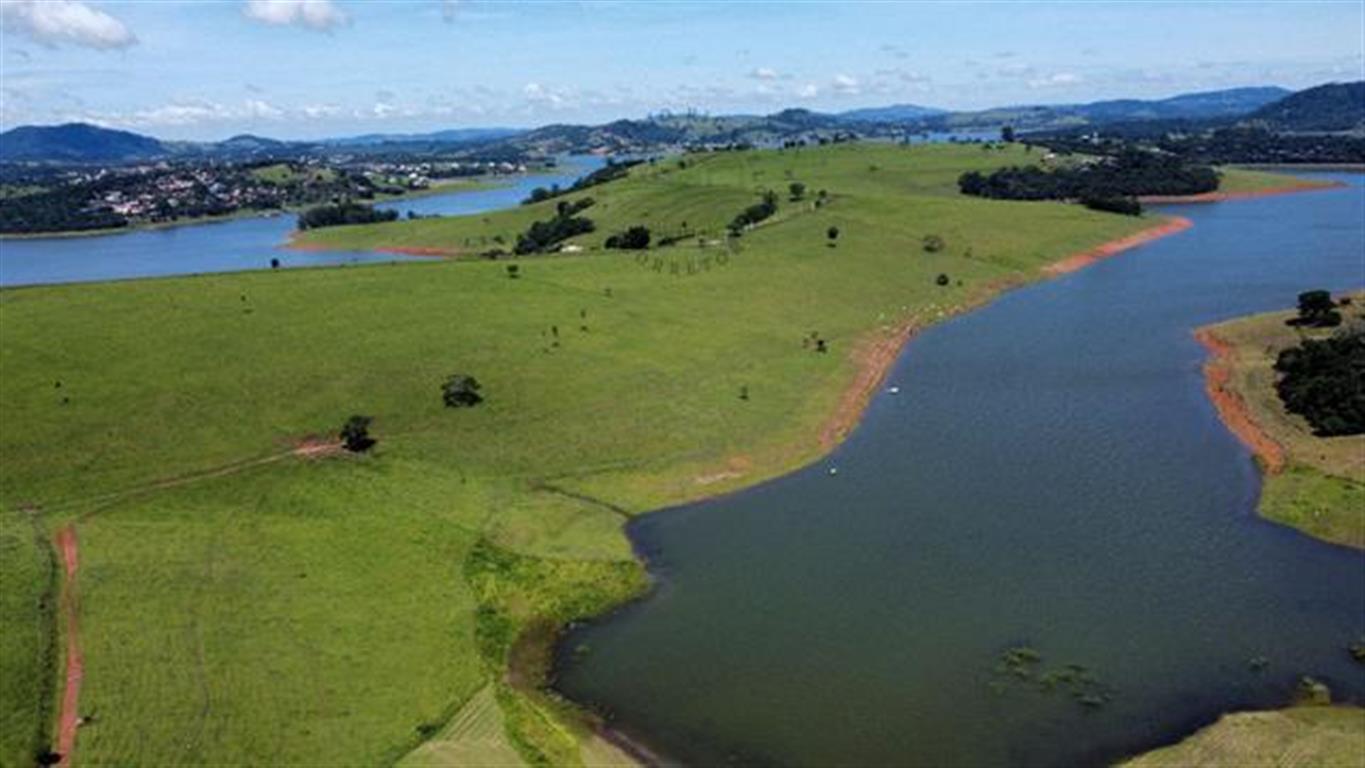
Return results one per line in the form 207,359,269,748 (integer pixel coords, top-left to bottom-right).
556,173,1365,767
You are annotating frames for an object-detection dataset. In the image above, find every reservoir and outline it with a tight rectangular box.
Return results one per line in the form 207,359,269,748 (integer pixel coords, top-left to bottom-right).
556,173,1365,766
0,156,603,288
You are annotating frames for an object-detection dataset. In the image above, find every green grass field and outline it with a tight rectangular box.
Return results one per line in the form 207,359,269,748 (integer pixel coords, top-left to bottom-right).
1200,296,1364,549
1120,706,1365,767
1,142,1192,765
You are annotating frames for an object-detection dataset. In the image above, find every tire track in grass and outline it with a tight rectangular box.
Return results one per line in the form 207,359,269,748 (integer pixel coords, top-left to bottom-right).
54,525,81,768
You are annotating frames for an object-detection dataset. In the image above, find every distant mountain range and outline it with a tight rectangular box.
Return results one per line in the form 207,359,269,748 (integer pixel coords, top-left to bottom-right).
1,83,1359,164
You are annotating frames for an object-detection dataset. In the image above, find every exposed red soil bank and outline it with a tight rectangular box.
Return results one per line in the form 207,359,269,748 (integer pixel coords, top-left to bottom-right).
55,525,82,768
1043,216,1194,276
377,246,457,257
821,323,917,450
1140,180,1344,204
1194,328,1286,473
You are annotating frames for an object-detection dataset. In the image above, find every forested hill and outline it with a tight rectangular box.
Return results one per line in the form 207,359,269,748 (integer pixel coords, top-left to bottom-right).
1246,82,1365,132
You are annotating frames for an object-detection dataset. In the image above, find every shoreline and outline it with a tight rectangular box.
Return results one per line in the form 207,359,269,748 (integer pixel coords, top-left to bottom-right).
1193,328,1286,473
0,176,510,242
1043,216,1193,276
1139,179,1344,204
549,213,1204,764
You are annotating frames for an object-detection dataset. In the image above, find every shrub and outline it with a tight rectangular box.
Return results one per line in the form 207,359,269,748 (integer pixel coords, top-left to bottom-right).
604,225,651,250
789,182,806,201
506,264,520,279
827,226,840,243
442,374,484,408
922,234,946,252
340,415,375,453
936,273,950,287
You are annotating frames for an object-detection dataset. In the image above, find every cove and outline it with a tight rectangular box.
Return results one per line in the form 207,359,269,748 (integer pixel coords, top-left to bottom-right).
557,173,1365,767
0,156,603,288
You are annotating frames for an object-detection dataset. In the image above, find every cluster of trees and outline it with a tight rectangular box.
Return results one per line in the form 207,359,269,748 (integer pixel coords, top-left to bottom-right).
297,201,399,230
1274,326,1363,437
958,150,1218,203
1081,195,1143,216
514,206,595,254
0,185,128,233
728,190,778,235
1035,127,1365,166
605,225,651,250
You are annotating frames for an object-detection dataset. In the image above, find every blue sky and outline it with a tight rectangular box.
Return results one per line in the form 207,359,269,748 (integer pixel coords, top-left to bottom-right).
1,0,1362,140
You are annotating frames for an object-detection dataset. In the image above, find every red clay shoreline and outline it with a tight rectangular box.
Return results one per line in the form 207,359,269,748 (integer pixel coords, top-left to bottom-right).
1139,179,1344,204
1193,328,1286,473
1044,216,1194,276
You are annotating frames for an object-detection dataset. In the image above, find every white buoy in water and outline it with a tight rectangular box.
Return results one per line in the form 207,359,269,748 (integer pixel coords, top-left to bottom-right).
888,386,900,395
829,467,839,476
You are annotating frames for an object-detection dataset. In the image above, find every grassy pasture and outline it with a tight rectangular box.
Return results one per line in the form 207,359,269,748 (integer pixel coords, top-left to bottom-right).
1121,706,1365,767
1200,296,1364,548
1,142,1179,764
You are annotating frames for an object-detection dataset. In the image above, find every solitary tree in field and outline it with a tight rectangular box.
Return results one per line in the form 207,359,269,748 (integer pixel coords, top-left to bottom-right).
507,264,520,279
936,273,951,287
789,182,806,201
922,234,946,253
827,226,840,246
442,374,484,408
1001,125,1016,143
1292,290,1342,327
340,415,375,453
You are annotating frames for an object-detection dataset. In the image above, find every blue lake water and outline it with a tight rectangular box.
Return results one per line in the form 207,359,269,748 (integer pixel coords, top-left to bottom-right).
0,156,604,287
557,174,1365,767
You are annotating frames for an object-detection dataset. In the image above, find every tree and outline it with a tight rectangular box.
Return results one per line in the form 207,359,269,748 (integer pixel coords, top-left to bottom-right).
270,257,281,269
827,226,840,245
922,234,945,252
936,273,950,287
340,415,375,453
506,264,520,279
1291,290,1342,328
1001,125,1016,143
442,374,484,408
789,182,806,201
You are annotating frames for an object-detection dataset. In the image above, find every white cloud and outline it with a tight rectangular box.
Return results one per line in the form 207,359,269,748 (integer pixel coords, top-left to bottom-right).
0,0,136,50
749,67,778,81
242,0,349,32
797,83,819,99
831,74,860,94
1028,72,1082,88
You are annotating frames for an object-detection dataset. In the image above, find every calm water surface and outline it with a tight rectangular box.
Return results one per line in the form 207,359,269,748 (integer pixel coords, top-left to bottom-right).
557,173,1365,767
0,156,603,287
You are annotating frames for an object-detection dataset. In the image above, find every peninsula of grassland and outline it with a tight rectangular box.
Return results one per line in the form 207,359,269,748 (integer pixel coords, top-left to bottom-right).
1196,294,1365,549
0,142,1313,767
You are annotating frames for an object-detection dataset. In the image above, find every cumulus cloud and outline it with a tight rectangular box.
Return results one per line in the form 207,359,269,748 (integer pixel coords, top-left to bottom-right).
831,74,860,94
1028,72,1081,88
0,0,137,50
749,67,778,81
242,0,349,32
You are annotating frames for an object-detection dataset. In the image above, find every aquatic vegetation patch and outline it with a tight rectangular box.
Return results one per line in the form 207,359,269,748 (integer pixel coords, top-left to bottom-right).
989,645,1116,709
